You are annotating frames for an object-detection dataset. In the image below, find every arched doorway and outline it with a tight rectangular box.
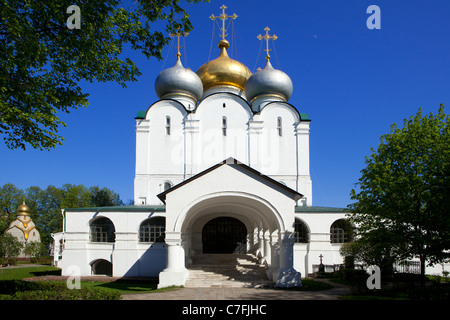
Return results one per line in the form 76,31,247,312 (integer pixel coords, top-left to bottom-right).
91,259,112,276
202,217,247,254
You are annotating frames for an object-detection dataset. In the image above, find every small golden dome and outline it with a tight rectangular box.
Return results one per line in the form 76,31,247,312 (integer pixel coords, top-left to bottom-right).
17,200,30,216
196,39,252,91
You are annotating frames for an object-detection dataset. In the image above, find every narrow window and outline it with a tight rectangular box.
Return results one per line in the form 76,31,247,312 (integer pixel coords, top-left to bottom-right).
277,117,282,136
222,116,227,136
163,181,172,191
223,103,226,108
166,116,171,135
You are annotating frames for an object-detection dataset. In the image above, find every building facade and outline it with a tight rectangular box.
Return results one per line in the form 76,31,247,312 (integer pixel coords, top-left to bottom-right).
53,7,355,287
5,201,41,257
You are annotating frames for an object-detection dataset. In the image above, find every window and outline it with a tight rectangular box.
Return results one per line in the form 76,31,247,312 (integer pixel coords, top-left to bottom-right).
277,117,282,136
330,219,353,243
163,181,172,191
222,116,227,136
294,219,309,243
90,217,115,243
166,116,171,135
139,217,166,242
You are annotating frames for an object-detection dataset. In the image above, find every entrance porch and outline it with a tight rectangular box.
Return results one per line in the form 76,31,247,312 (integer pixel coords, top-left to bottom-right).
156,158,303,288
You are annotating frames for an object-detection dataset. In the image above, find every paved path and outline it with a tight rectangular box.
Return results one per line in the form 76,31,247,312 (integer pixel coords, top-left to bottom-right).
122,279,351,300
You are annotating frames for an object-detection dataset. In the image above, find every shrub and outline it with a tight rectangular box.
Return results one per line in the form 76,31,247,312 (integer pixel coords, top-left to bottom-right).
0,280,121,300
337,268,369,295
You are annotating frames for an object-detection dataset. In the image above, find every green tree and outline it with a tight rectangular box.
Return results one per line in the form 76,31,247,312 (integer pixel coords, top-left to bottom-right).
0,233,23,259
348,104,450,277
0,183,125,247
340,227,406,275
0,0,207,150
89,186,123,207
24,241,47,258
0,183,24,233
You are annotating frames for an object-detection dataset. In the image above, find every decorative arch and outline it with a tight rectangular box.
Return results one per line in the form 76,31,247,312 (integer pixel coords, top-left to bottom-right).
90,259,112,276
330,219,354,243
89,216,115,243
139,216,166,243
193,92,254,119
294,218,310,243
257,101,301,123
173,191,285,235
143,98,189,120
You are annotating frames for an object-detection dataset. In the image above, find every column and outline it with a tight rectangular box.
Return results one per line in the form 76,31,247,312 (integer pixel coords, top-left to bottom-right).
263,230,271,266
157,232,189,288
275,231,302,287
268,233,279,281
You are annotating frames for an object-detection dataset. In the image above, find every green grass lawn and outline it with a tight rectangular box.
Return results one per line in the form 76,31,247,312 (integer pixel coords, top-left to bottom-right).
0,266,177,299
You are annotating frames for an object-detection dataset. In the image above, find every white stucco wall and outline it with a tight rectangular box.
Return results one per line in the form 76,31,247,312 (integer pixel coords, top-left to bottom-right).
134,92,312,206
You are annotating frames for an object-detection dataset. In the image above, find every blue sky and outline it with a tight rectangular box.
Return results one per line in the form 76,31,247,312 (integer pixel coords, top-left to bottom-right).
1,0,449,208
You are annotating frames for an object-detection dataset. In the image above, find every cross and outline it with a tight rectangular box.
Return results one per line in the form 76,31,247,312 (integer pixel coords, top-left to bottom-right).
319,254,323,264
209,4,238,40
257,26,278,61
169,29,189,57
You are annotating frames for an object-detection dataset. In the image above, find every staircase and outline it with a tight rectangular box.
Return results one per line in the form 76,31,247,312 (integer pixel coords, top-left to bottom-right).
185,254,274,288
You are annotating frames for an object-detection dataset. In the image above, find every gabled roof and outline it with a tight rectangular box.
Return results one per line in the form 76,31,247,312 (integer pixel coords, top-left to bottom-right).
157,157,303,204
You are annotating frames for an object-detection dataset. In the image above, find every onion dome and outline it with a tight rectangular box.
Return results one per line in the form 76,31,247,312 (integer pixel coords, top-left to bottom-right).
244,59,293,103
17,200,30,217
155,54,203,102
196,39,252,92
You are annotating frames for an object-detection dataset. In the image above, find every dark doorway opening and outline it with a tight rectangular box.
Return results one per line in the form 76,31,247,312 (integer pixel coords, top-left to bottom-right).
202,217,247,254
91,259,113,276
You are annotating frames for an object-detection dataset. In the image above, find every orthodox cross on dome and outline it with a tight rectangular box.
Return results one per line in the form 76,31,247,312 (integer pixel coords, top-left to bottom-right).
257,26,278,61
169,29,189,57
209,4,238,40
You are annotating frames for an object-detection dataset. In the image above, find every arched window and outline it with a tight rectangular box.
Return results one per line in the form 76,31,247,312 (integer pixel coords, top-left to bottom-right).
90,217,115,243
139,217,166,243
222,116,227,136
163,181,172,191
166,116,171,135
294,219,309,243
277,117,282,136
330,219,353,243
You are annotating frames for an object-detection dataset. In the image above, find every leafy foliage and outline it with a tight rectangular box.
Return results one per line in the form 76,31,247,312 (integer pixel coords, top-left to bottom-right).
0,0,207,150
348,104,450,274
0,233,23,259
0,183,125,246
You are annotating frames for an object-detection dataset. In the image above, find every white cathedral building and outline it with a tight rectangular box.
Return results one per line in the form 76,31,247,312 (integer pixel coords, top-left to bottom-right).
52,7,352,288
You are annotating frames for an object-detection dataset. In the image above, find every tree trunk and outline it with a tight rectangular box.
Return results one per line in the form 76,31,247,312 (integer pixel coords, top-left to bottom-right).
420,255,426,286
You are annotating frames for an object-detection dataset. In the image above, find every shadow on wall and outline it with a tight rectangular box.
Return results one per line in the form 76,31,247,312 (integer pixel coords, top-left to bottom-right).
122,243,167,278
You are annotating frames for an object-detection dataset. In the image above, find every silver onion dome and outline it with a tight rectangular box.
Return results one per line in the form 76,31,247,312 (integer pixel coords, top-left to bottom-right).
155,55,203,102
244,60,293,103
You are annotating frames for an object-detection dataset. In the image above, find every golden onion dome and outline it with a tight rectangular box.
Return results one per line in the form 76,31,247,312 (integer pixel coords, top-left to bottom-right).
17,200,30,216
196,39,252,91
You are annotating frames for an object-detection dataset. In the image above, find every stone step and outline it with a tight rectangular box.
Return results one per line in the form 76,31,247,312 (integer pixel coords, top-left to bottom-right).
185,253,274,288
